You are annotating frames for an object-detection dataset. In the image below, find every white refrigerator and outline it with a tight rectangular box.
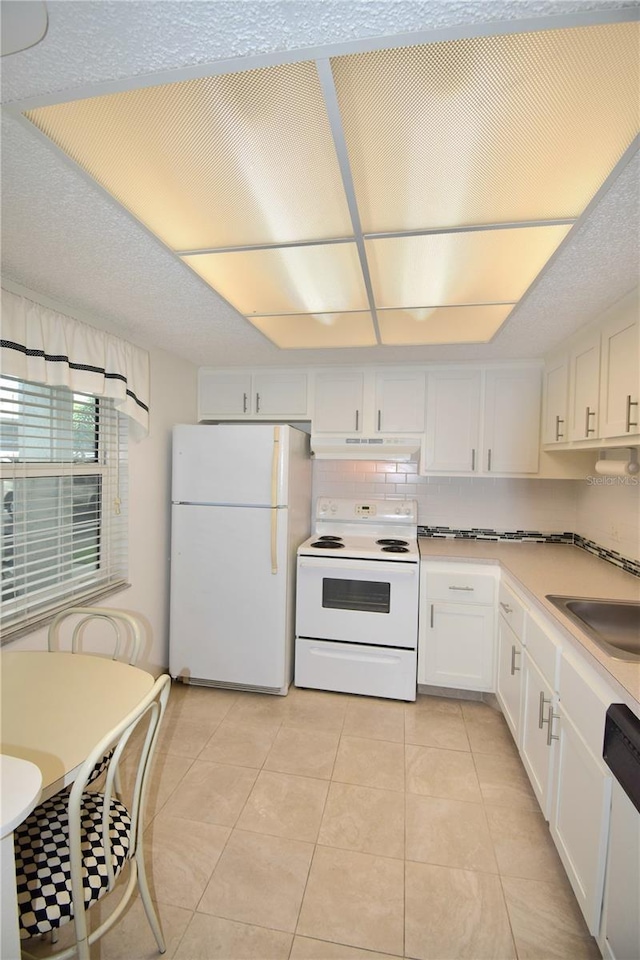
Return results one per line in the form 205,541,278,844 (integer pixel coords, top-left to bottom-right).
169,423,311,693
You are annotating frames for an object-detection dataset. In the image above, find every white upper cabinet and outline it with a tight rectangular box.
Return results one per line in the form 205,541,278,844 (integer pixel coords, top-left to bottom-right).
598,299,639,438
198,369,308,420
312,371,364,433
424,370,481,473
483,367,541,474
374,370,425,434
568,331,601,441
542,354,569,444
422,366,541,475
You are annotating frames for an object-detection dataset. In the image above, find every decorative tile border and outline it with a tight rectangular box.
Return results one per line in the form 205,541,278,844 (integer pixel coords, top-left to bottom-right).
573,534,640,578
418,526,640,578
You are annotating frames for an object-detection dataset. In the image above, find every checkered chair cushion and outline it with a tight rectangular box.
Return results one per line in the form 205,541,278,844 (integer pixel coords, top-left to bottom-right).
14,792,131,940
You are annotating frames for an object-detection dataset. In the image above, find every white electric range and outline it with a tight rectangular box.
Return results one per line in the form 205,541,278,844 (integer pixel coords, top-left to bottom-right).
295,497,419,701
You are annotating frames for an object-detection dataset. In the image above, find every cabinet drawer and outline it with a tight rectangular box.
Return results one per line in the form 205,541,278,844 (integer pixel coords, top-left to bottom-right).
426,568,496,604
525,613,562,690
498,580,526,639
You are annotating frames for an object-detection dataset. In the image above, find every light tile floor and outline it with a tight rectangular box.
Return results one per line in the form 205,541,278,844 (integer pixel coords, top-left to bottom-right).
25,683,602,960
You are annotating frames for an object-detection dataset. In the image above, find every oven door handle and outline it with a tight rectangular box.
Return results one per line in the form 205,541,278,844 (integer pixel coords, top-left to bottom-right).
298,558,417,576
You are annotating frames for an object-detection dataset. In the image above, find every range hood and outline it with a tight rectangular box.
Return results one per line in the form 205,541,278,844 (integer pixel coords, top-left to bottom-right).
310,436,421,461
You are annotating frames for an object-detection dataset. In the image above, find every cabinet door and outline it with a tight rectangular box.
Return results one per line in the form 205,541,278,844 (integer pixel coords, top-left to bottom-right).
198,370,252,418
375,371,425,433
423,370,481,473
550,709,611,935
495,617,523,744
543,356,569,444
313,372,364,433
520,652,556,818
599,310,639,438
483,368,541,473
253,372,308,417
569,332,601,440
420,601,495,691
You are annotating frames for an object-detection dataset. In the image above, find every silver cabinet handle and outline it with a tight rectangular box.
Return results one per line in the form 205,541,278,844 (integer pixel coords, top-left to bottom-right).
471,448,476,471
355,409,359,431
626,395,638,432
449,586,474,591
256,393,261,413
500,601,513,614
243,392,248,413
430,604,434,628
510,645,520,675
585,406,595,436
377,409,382,431
538,690,551,729
487,448,492,471
555,415,564,441
543,704,560,746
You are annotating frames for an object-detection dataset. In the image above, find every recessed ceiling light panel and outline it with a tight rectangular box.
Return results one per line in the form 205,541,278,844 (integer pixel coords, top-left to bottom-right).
366,225,571,308
25,61,353,250
182,243,369,316
250,311,377,348
379,304,514,345
332,22,640,232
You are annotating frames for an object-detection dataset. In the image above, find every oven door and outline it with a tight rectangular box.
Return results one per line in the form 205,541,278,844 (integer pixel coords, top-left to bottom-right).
296,556,418,648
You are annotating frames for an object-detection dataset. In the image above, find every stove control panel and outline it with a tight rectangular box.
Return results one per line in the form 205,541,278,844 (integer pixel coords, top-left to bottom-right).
316,497,417,524
355,504,377,516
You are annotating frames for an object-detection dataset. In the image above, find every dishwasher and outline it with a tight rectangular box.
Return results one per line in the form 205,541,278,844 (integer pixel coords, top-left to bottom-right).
600,703,640,960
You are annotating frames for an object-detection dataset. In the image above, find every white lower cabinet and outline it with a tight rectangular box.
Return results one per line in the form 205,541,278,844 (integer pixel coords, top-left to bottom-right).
520,652,557,818
550,707,612,935
418,564,496,692
495,617,523,742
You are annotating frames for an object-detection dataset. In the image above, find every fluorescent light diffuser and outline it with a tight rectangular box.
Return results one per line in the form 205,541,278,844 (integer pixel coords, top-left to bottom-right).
367,225,571,308
250,311,377,348
182,243,369,315
331,22,640,232
25,61,353,250
379,305,515,345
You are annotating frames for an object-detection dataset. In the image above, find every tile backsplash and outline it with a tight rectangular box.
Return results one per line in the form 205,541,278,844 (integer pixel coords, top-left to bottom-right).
312,460,640,565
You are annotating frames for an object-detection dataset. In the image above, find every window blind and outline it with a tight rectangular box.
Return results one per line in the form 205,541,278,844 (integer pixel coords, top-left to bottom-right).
0,376,128,641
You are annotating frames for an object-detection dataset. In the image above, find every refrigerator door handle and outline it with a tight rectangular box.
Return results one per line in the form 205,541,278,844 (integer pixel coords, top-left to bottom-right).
270,426,281,574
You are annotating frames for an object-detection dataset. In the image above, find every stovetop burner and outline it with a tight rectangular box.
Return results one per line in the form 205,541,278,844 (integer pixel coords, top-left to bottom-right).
317,536,343,542
381,545,410,553
311,540,345,549
376,538,409,546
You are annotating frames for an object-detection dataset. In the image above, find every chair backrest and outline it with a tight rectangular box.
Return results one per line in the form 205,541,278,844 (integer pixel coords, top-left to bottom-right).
47,607,144,665
67,673,171,901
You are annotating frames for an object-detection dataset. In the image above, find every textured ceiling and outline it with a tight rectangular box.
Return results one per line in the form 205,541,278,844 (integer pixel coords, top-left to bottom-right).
2,0,639,367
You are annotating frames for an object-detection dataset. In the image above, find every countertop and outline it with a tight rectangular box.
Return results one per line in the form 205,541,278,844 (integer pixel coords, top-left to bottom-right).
418,539,640,708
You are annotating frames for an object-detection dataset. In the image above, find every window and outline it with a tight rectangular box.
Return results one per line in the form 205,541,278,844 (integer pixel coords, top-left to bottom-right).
0,377,128,640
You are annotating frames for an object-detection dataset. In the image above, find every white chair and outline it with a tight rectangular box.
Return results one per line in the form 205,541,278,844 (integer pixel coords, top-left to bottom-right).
47,607,144,665
14,674,171,960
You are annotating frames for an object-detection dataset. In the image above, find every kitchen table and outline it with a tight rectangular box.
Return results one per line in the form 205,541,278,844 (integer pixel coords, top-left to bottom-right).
0,651,155,959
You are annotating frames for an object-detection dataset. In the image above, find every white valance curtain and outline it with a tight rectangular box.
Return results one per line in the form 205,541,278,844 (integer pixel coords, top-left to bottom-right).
1,288,149,435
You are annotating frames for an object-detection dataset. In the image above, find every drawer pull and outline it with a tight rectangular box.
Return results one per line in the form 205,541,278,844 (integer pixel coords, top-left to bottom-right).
500,601,513,614
555,415,564,441
538,690,551,729
510,645,520,675
471,448,476,471
256,392,261,413
542,704,560,746
449,585,474,592
243,392,248,413
626,395,638,432
585,406,595,436
430,604,434,628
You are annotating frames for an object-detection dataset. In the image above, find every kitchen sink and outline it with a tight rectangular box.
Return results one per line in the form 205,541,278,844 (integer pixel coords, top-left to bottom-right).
546,596,640,661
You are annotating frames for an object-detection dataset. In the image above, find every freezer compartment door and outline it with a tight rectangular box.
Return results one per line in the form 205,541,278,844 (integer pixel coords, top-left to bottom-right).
169,504,290,688
295,638,417,701
172,424,293,506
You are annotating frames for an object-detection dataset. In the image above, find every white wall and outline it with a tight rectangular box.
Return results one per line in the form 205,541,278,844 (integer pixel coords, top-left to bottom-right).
313,460,580,533
574,473,640,562
7,342,197,672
